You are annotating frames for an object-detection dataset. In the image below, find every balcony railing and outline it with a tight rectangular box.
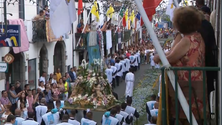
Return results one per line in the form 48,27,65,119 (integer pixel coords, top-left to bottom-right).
75,33,87,51
123,30,132,42
160,67,220,125
32,20,47,42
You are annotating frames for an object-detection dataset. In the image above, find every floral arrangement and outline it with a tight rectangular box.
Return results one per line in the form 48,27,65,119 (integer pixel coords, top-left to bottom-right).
66,59,119,110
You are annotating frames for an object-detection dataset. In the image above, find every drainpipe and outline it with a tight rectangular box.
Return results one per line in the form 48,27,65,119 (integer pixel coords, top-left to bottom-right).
219,0,222,124
4,0,7,35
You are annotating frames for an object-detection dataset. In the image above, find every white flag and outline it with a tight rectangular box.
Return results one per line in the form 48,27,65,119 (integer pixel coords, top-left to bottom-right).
166,0,176,22
50,0,77,38
111,13,118,25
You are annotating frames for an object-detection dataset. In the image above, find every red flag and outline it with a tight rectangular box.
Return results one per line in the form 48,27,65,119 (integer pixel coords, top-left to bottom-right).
122,15,126,27
78,0,83,15
141,0,162,26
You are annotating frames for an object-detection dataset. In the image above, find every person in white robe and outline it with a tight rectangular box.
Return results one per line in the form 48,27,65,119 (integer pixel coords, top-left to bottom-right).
120,57,127,80
115,105,124,124
125,68,135,98
101,108,119,125
21,112,39,125
115,59,123,86
42,102,60,125
129,53,136,72
105,65,113,84
125,98,140,119
146,94,157,123
134,52,139,71
57,114,72,125
111,63,117,88
136,51,141,70
35,98,48,123
150,102,159,117
120,102,134,125
124,57,130,72
81,111,97,125
68,110,80,125
150,53,155,69
14,109,25,125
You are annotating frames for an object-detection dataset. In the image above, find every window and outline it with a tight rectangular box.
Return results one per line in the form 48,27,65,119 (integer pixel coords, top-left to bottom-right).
19,0,25,19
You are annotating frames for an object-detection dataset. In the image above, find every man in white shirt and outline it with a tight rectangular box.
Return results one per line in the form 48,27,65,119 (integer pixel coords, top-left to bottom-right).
105,65,113,84
68,110,80,125
52,74,57,84
14,109,25,125
81,111,97,125
35,98,48,123
21,112,39,125
102,108,119,125
39,72,47,85
115,59,123,86
57,114,73,125
125,68,135,98
111,63,117,89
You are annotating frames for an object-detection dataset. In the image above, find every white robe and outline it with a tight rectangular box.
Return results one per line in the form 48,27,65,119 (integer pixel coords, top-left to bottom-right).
21,119,39,125
125,72,135,98
150,55,155,67
14,117,25,125
35,105,48,123
42,112,60,125
106,68,113,83
81,118,97,125
150,109,158,117
57,123,73,125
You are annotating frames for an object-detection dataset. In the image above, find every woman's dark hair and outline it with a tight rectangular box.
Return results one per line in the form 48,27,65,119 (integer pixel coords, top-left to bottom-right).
19,93,27,104
6,115,16,122
173,7,202,34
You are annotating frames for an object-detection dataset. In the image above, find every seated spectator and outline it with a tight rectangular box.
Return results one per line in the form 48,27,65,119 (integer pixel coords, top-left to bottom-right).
33,10,45,21
44,5,50,19
77,19,84,33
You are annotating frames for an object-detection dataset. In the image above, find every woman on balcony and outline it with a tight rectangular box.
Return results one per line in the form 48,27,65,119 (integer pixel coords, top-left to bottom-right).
154,7,207,125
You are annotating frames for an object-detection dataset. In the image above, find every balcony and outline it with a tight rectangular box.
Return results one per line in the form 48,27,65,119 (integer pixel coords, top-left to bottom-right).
123,30,132,42
74,33,87,51
32,20,62,42
32,20,47,42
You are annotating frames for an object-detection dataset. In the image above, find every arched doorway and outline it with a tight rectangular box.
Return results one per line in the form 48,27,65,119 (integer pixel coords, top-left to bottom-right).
39,45,48,77
6,50,25,86
54,41,66,75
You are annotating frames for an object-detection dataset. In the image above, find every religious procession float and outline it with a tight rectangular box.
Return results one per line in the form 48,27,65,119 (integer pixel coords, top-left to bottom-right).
64,59,120,111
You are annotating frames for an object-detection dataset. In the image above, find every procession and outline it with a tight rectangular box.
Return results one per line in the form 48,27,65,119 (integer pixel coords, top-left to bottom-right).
0,0,221,125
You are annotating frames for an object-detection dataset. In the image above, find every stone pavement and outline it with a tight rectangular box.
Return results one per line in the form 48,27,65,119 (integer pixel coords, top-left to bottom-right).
75,64,154,125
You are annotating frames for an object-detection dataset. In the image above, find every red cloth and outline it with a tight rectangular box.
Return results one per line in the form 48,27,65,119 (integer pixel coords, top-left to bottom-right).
78,0,83,15
141,0,162,26
122,15,126,27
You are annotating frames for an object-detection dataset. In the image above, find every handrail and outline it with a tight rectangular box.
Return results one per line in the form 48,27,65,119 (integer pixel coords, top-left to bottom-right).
161,66,220,125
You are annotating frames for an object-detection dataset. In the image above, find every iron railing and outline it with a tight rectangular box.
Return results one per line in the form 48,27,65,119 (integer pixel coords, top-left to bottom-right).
32,20,47,42
161,67,220,125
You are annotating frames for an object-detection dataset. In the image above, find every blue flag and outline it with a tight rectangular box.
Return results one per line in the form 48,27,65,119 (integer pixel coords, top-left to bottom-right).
136,13,141,20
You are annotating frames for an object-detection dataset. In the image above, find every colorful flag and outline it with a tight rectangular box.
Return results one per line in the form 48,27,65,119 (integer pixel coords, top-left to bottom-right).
122,14,126,27
91,1,100,21
50,0,77,38
119,6,126,17
78,0,83,15
166,0,175,21
130,10,135,23
141,0,162,26
106,6,115,18
128,19,130,29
